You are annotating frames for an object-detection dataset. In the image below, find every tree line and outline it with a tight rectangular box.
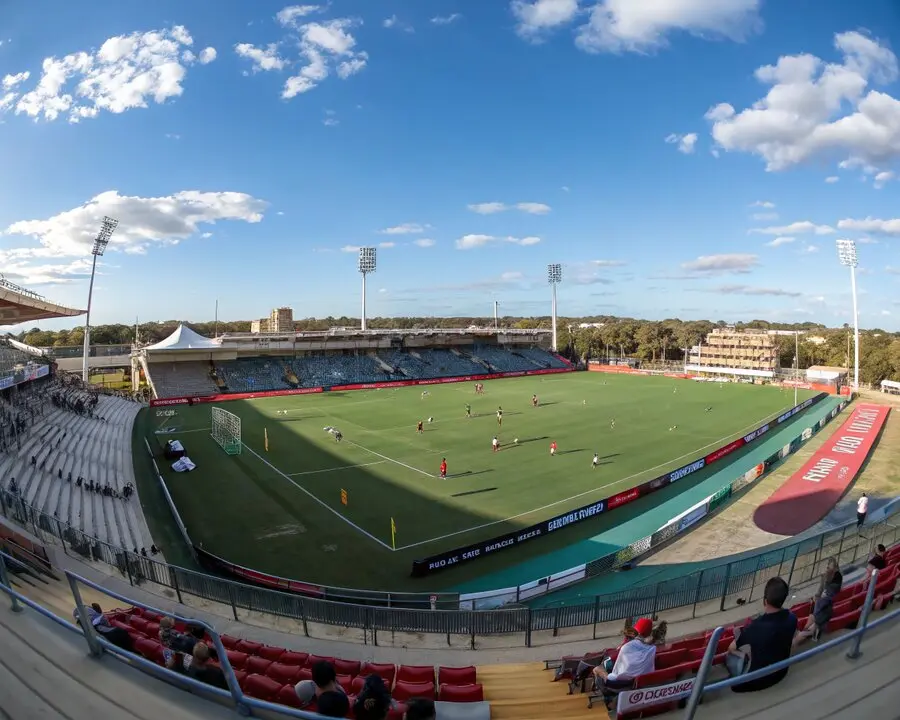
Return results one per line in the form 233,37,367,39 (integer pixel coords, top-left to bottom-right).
13,315,900,386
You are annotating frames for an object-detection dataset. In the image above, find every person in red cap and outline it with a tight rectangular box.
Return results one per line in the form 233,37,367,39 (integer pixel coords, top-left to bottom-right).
439,458,447,478
588,617,657,709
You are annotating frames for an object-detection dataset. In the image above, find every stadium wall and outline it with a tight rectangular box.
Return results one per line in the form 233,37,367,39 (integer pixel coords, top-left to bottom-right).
148,366,574,406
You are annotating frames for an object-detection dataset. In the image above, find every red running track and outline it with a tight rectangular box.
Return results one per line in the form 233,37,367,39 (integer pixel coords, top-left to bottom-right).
754,403,891,535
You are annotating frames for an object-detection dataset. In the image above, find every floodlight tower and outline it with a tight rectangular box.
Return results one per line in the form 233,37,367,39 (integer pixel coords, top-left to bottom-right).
836,239,860,392
358,247,376,331
548,263,562,352
82,216,118,383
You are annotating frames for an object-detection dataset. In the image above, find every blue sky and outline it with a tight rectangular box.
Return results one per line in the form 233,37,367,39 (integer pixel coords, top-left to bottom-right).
1,0,899,332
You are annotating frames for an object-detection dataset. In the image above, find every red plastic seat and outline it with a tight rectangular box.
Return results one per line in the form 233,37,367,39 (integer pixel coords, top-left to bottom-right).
306,654,335,668
129,616,149,633
438,666,476,685
268,663,301,685
134,638,164,665
258,645,286,662
393,680,435,701
220,635,241,650
244,674,282,701
387,704,407,720
336,674,354,693
296,667,313,683
144,622,160,639
280,651,309,666
142,611,163,623
360,663,396,685
333,658,361,677
397,665,435,684
276,684,303,708
438,683,483,702
654,648,687,669
111,620,132,633
236,639,264,656
668,660,701,676
826,609,861,633
246,656,273,676
225,650,249,670
634,668,679,688
351,676,367,695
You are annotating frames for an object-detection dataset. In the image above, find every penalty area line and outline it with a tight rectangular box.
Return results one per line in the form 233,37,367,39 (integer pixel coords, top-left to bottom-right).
287,461,385,477
343,439,435,479
242,443,396,552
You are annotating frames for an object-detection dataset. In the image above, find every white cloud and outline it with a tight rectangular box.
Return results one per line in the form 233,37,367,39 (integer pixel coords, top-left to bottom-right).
881,309,892,316
707,31,900,171
856,236,877,244
591,259,626,267
665,132,698,154
2,191,266,282
455,234,541,249
804,244,820,253
1,258,95,287
837,217,900,235
752,212,778,221
413,238,436,247
164,132,181,140
511,0,580,39
750,221,835,235
576,0,762,54
379,241,395,248
704,284,802,297
431,14,462,25
383,15,398,28
340,244,361,253
201,232,213,239
198,47,217,64
378,287,388,294
516,202,552,214
825,175,840,183
751,200,775,208
766,236,795,247
468,202,508,214
561,185,570,192
379,222,426,235
681,253,758,274
236,13,368,98
874,170,894,188
5,26,215,123
2,71,29,89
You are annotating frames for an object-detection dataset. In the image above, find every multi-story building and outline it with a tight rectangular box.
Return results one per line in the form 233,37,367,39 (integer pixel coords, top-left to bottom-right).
686,327,779,378
251,307,294,334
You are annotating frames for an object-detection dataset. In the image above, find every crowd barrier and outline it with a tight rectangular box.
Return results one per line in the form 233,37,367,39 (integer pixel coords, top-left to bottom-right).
148,366,574,407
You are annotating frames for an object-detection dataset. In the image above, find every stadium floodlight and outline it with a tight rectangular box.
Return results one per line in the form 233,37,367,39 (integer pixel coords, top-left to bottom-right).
836,239,860,393
358,247,377,331
83,216,119,382
547,264,562,352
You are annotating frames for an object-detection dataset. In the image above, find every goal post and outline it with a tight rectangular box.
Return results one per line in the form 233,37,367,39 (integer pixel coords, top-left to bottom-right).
211,407,242,455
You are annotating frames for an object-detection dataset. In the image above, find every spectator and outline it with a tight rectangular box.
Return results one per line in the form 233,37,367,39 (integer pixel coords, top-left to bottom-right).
312,660,345,696
158,616,180,649
317,691,350,718
794,558,842,648
866,544,887,586
588,617,657,709
186,642,228,690
727,576,797,692
857,493,868,529
404,698,437,720
73,603,133,652
353,674,393,720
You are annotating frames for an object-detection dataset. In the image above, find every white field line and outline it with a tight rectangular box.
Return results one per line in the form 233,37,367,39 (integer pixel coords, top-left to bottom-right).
343,439,435,479
242,443,395,552
159,427,211,434
287,461,385,477
393,401,803,552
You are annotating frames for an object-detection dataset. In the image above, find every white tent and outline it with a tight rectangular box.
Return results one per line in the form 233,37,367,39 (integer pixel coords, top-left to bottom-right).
144,324,220,351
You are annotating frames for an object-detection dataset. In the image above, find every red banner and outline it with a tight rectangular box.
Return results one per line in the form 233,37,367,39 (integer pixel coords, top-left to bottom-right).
150,386,323,407
705,438,745,465
607,487,641,510
754,403,890,535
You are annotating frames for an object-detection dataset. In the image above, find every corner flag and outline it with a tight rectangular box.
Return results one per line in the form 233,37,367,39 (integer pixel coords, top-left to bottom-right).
391,517,397,550
264,428,269,452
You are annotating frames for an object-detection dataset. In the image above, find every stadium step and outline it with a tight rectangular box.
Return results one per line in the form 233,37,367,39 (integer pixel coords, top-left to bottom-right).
478,663,603,719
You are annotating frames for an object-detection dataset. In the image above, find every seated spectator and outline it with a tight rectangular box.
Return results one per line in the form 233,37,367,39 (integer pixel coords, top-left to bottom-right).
295,660,347,707
158,616,180,649
186,642,228,690
587,617,657,708
865,544,887,585
405,698,437,720
317,691,350,718
353,674,393,720
727,576,797,692
73,603,133,652
794,558,842,648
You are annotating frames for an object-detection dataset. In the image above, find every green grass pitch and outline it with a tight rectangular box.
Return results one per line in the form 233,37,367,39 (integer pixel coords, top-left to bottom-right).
134,373,814,592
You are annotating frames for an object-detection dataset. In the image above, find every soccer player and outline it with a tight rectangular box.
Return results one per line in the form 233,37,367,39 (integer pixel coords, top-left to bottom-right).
421,390,429,399
497,407,503,427
334,430,343,442
610,419,615,430
550,441,557,456
416,420,424,434
592,452,599,468
492,436,499,452
439,458,447,478
532,394,538,408
465,403,471,418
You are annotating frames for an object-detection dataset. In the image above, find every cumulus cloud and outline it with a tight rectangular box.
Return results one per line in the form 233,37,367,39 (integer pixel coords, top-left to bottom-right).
750,221,835,235
516,202,552,214
3,191,267,265
2,26,216,123
837,217,900,235
707,30,900,171
511,0,580,39
825,176,840,183
665,132,698,154
455,234,541,249
751,200,775,208
378,222,427,235
681,253,758,274
413,238,436,247
235,8,368,98
468,202,508,214
874,170,894,188
431,14,462,25
766,236,795,247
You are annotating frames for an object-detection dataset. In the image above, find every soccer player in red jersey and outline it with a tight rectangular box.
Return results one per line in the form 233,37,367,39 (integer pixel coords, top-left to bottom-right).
550,441,557,456
439,458,447,478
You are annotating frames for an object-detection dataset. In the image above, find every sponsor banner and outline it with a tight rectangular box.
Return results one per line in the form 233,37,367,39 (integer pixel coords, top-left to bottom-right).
617,679,695,714
705,438,745,465
801,427,813,442
0,363,50,391
150,387,323,407
150,397,190,407
731,462,765,494
412,392,828,577
332,367,571,392
708,484,732,513
755,404,890,535
195,547,326,598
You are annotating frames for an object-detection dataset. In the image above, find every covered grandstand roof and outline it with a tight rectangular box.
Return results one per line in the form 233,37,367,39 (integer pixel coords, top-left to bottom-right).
0,275,84,326
144,324,220,351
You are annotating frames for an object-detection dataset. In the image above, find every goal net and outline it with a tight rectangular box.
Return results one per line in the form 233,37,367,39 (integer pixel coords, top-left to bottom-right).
211,407,242,455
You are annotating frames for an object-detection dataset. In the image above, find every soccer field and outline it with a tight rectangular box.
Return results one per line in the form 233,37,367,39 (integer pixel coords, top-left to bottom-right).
135,373,815,591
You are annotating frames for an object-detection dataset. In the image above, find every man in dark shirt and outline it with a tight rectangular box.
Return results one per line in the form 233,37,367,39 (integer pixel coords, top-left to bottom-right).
866,544,887,584
727,576,797,693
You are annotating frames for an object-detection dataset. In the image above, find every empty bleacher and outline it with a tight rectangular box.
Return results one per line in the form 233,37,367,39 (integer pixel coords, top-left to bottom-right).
149,361,219,399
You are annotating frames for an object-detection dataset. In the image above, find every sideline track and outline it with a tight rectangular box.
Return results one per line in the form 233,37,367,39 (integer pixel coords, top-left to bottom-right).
456,395,845,600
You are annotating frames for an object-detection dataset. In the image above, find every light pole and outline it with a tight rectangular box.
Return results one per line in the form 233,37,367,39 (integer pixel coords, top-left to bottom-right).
548,263,562,352
794,330,799,407
836,239,860,392
82,216,118,383
493,300,499,333
358,247,376,331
